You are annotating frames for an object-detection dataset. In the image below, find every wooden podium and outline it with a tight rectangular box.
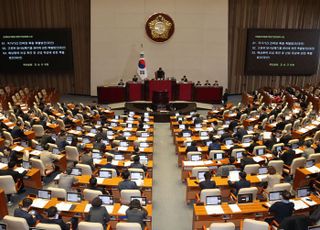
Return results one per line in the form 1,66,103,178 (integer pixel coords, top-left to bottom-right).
148,80,174,101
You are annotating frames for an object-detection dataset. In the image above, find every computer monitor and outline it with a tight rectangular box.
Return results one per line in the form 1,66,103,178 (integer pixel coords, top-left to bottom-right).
256,148,265,156
195,123,202,128
306,159,315,168
236,151,243,159
238,193,253,203
214,152,224,160
258,167,268,175
66,192,82,203
143,124,150,129
123,132,131,137
206,196,222,205
99,195,114,205
139,155,148,165
197,171,206,180
0,157,8,164
225,139,233,146
96,121,102,126
130,172,144,180
114,154,124,161
99,170,112,178
92,152,102,159
102,140,109,145
66,136,73,144
269,191,283,201
183,132,191,137
129,112,135,116
38,189,51,199
291,143,299,149
225,120,231,125
140,142,149,148
141,132,149,137
0,224,6,230
52,148,60,155
247,126,253,131
82,138,90,144
90,129,97,134
308,225,320,230
127,123,133,128
110,123,117,127
107,130,114,136
22,161,30,169
276,146,282,152
71,168,82,176
217,129,224,135
76,126,82,131
35,145,43,151
144,118,149,122
130,196,147,206
206,141,213,147
200,131,208,137
191,154,202,161
243,137,252,143
20,141,28,147
114,115,120,119
297,187,311,198
120,142,129,147
144,112,149,117
186,142,192,147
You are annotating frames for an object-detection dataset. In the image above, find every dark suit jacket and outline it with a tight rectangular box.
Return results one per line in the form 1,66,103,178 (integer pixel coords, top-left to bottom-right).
186,145,198,153
240,157,256,170
269,201,295,224
126,208,148,229
208,142,221,151
101,163,120,175
199,180,216,190
14,208,36,226
0,168,25,182
228,179,251,195
280,150,295,165
118,180,139,191
130,162,147,172
11,126,25,139
40,218,70,230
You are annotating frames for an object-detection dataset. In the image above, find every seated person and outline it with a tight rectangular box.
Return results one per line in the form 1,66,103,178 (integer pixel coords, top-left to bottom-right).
118,170,139,191
216,156,236,177
87,176,108,194
40,206,70,230
40,144,60,173
156,67,165,80
186,141,198,153
11,121,28,140
261,166,281,192
181,75,188,82
130,155,147,172
240,152,256,170
204,80,211,86
0,161,27,193
80,149,94,170
126,199,148,229
58,168,79,192
228,171,251,195
213,80,219,87
86,197,110,229
199,172,216,190
118,79,125,86
265,190,294,225
280,144,295,166
101,155,120,175
14,198,42,227
303,141,315,159
208,138,222,151
132,75,138,82
195,81,202,86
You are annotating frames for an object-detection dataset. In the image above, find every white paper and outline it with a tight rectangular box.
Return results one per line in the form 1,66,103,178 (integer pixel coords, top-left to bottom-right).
103,205,114,214
290,199,309,210
229,204,241,213
30,150,42,156
14,167,26,174
31,198,49,208
12,146,24,152
84,204,92,212
96,177,105,184
117,205,129,215
294,149,304,155
205,205,224,214
263,132,272,139
301,197,317,206
253,156,264,162
124,161,133,167
132,179,144,186
93,159,101,164
55,202,72,211
118,147,128,151
54,173,61,180
306,166,320,174
257,175,268,181
0,163,7,169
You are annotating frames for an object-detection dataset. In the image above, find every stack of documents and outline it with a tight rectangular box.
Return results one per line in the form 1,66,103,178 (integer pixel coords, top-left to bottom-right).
290,199,309,210
56,202,72,211
31,198,49,208
306,166,320,174
205,205,224,214
117,205,129,215
229,204,241,213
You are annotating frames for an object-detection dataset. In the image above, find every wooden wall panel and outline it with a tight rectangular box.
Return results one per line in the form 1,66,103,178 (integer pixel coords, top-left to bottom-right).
0,0,90,95
229,0,320,94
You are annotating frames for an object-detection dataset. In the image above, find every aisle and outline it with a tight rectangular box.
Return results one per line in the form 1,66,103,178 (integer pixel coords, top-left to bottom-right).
152,123,193,230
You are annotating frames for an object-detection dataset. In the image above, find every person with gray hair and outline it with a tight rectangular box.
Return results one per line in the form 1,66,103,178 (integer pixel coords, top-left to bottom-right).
58,168,79,192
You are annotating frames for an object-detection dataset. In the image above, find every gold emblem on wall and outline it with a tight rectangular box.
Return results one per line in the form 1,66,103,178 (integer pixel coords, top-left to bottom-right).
146,13,175,42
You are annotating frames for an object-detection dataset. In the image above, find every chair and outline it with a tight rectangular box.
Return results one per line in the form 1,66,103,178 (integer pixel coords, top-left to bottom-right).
36,223,62,230
205,222,235,230
100,168,117,178
32,124,45,138
120,189,141,205
48,187,67,199
83,189,103,202
283,123,292,132
198,189,221,203
191,167,209,179
0,175,17,202
261,118,268,129
269,183,292,193
292,119,301,130
3,215,29,230
283,157,306,177
308,153,320,163
208,150,225,160
57,119,66,131
31,139,39,148
252,145,266,155
75,163,92,175
288,139,299,145
78,221,107,230
243,164,260,175
76,113,84,124
65,146,80,162
268,160,284,175
314,130,320,142
271,143,284,152
3,131,14,144
128,168,145,178
116,222,142,230
231,148,246,159
238,187,258,200
241,219,269,230
30,158,54,176
239,114,248,123
48,143,58,151
187,151,202,161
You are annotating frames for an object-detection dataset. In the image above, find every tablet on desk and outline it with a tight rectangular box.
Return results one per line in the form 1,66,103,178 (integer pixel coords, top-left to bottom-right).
297,187,311,198
38,189,51,199
66,192,82,203
71,168,82,176
99,195,114,205
206,195,222,205
238,193,253,203
130,196,147,206
99,170,112,178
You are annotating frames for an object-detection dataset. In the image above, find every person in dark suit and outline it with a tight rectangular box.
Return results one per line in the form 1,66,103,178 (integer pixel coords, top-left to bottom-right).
156,67,165,80
265,190,294,224
126,199,148,229
208,138,221,151
80,149,94,170
199,172,216,190
86,197,110,228
193,114,203,125
276,116,288,131
14,198,42,227
280,145,296,166
186,141,198,153
0,161,26,192
258,107,268,122
118,170,139,191
40,206,70,230
240,152,256,170
228,120,238,132
228,171,251,195
280,131,293,145
87,176,108,194
233,127,248,142
130,155,147,172
11,121,28,140
55,132,68,151
101,155,120,175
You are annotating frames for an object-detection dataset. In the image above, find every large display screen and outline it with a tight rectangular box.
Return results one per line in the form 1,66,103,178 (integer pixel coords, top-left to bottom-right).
245,29,319,75
0,28,73,73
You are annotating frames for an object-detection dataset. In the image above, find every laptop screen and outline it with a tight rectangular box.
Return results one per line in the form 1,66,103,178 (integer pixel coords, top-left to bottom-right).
90,129,97,134
225,139,233,146
130,172,144,180
195,123,202,128
206,141,213,147
38,190,51,199
139,155,148,165
186,142,192,147
297,187,311,198
197,171,206,180
20,141,28,147
131,196,147,206
143,124,150,129
238,193,253,203
52,148,60,155
76,126,82,131
114,154,124,161
258,167,268,175
140,142,149,148
82,138,90,144
123,132,131,137
179,124,186,129
0,157,8,164
257,148,265,156
236,151,243,159
22,161,30,169
120,142,129,147
269,191,283,201
66,192,81,203
243,138,251,143
92,152,102,159
217,130,224,135
35,145,43,151
71,168,82,176
214,153,224,160
107,130,114,136
200,132,208,137
206,196,222,205
191,154,202,161
99,170,112,178
276,146,282,152
99,195,114,205
306,160,315,168
183,132,191,137
141,132,149,137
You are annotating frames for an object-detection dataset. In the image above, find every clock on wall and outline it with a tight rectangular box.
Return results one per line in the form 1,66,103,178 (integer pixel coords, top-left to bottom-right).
145,13,175,42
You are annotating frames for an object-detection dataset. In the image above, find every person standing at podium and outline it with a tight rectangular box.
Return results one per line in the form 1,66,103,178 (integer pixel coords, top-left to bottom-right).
156,67,165,80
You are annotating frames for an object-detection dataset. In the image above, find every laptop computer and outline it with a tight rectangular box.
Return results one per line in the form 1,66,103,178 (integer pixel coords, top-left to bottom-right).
306,159,315,168
141,132,149,137
107,130,114,136
200,131,208,137
99,195,114,205
191,154,202,161
182,132,191,137
297,187,311,198
195,123,202,128
258,167,268,175
269,191,283,202
82,138,90,144
256,148,265,156
139,155,148,165
119,141,129,147
123,131,131,137
102,140,109,145
130,172,144,180
22,160,31,169
225,139,234,146
130,196,147,206
140,142,149,148
76,126,82,131
213,152,224,160
206,195,222,205
238,193,253,203
52,148,60,155
90,129,97,134
114,154,124,161
0,157,8,164
186,142,192,147
92,152,102,159
35,145,43,151
38,189,51,199
20,141,28,147
143,124,150,129
66,192,82,203
99,170,112,178
71,168,82,176
276,146,282,152
236,151,243,159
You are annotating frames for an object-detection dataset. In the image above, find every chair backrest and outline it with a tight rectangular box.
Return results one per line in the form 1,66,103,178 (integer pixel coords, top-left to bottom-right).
31,139,39,148
187,151,202,161
209,150,225,160
243,164,260,175
83,189,103,202
268,160,284,174
271,143,284,152
308,153,320,163
100,168,117,178
57,119,65,131
75,163,92,175
191,167,209,178
36,223,62,230
30,158,47,176
3,215,29,230
261,118,268,128
231,148,246,159
128,168,145,178
65,146,79,162
252,145,266,156
116,222,142,230
3,131,13,144
200,188,221,203
293,119,301,130
314,130,320,142
0,175,17,194
48,143,58,151
238,187,258,200
120,189,141,205
270,183,292,193
284,123,292,132
48,187,67,199
209,222,235,230
288,139,299,145
290,157,306,176
242,219,269,230
78,221,104,230
32,124,45,137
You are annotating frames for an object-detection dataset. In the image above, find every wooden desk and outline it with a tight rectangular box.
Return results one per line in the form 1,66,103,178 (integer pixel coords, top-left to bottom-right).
293,163,320,189
0,189,8,219
24,168,42,189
